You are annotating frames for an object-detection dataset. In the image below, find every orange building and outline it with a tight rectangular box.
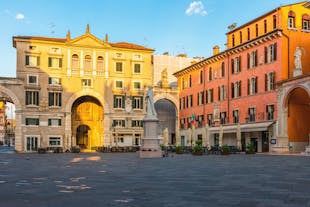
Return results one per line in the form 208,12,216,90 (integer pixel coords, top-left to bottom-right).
174,1,310,152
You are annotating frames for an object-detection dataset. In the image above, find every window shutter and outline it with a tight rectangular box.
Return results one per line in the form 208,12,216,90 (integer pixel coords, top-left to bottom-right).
211,89,213,102
36,92,39,106
122,96,125,108
239,56,241,72
265,74,268,91
113,96,117,108
48,57,52,67
255,77,258,93
274,43,277,61
59,93,62,107
48,119,51,126
202,92,204,104
26,118,29,125
264,47,268,63
271,72,275,90
37,56,40,66
255,50,258,67
122,120,125,127
25,55,29,66
247,53,250,69
231,59,234,74
59,58,62,68
58,119,62,126
218,87,220,101
247,79,250,95
36,118,39,126
231,83,234,98
239,81,242,97
205,90,208,104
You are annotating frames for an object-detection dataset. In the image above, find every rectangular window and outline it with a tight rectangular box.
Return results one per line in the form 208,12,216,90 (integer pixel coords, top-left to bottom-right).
48,92,62,107
207,89,213,103
207,114,213,126
116,62,123,72
248,107,256,122
132,96,143,109
188,95,193,107
48,77,61,85
248,77,258,95
115,80,123,89
133,82,141,90
220,112,227,125
303,19,309,30
132,120,143,127
233,110,239,123
82,79,92,87
113,120,125,127
28,75,37,85
197,115,204,127
25,55,40,67
49,137,62,147
219,85,226,101
288,17,295,28
198,91,204,105
114,95,125,109
134,63,141,73
266,105,274,120
265,72,275,91
48,118,62,126
25,118,39,126
25,91,39,106
48,57,62,68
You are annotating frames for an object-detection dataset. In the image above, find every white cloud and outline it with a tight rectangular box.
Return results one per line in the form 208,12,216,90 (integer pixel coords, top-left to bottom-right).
185,1,207,16
16,13,25,20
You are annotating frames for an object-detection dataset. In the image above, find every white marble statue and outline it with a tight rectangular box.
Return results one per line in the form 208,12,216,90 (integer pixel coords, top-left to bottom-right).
294,46,302,69
146,86,157,117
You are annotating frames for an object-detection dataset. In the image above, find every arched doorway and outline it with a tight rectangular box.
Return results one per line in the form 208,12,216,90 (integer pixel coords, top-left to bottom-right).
155,99,177,145
286,87,310,152
71,96,104,151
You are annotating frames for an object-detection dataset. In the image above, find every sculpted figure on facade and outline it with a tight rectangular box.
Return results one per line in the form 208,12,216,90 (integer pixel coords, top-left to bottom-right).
146,86,157,117
294,46,302,69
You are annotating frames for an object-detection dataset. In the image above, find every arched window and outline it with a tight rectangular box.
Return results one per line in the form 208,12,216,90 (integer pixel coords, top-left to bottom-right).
247,28,250,41
273,15,277,29
199,70,203,84
232,34,235,47
264,19,267,33
97,56,104,72
302,14,310,31
288,10,296,28
239,31,243,44
72,54,79,70
221,62,225,77
84,55,92,72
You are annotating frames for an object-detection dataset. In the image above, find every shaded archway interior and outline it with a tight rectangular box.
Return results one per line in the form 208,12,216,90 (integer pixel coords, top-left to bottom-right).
287,87,310,147
155,99,176,145
71,96,104,150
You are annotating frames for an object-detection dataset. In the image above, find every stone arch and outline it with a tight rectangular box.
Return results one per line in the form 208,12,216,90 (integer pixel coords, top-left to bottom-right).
0,85,22,110
283,84,310,108
154,93,178,112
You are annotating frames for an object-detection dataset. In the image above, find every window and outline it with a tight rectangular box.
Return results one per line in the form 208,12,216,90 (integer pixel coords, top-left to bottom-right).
116,62,123,72
232,56,241,74
233,110,239,123
221,62,225,77
25,91,39,106
247,77,258,95
247,50,258,69
232,34,235,47
208,67,212,81
239,31,243,44
206,89,213,103
115,80,123,89
266,105,274,120
288,11,296,29
132,120,143,127
113,120,125,127
84,55,92,72
197,91,204,105
264,19,267,33
248,107,256,122
181,78,185,90
265,72,275,92
114,95,125,109
28,75,38,85
273,15,277,29
48,57,62,68
25,55,40,67
199,70,203,84
197,115,204,127
180,119,185,129
189,75,192,87
220,112,227,125
255,24,258,37
218,85,226,101
132,96,143,109
264,43,277,63
25,118,39,126
48,92,62,107
302,14,310,31
180,97,185,110
48,77,61,85
207,114,213,126
48,118,62,126
134,63,141,73
82,79,92,87
247,28,250,41
133,82,141,90
71,54,79,70
188,95,193,107
97,56,104,71
49,137,62,147
231,81,241,98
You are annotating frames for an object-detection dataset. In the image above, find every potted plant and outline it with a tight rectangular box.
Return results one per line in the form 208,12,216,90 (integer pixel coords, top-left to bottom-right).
221,144,230,155
175,145,184,154
246,142,256,154
192,140,203,156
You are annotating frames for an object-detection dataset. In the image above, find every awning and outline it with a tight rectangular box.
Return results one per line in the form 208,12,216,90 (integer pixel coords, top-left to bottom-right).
208,121,274,134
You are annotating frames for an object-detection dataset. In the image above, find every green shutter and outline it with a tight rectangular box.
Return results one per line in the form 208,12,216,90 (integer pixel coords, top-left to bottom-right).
122,120,125,127
36,118,39,125
113,96,117,108
48,57,52,67
25,55,29,66
25,118,29,125
122,96,125,108
48,119,51,126
58,119,62,126
140,97,143,109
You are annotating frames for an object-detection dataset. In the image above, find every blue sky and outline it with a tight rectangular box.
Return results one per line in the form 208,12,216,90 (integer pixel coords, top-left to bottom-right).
0,0,298,77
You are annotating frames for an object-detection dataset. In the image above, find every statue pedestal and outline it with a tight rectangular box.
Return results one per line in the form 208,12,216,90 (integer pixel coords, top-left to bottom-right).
137,115,163,158
293,68,303,77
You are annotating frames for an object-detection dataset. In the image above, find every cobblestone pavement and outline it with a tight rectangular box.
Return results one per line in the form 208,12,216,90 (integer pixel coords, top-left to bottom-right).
0,153,309,207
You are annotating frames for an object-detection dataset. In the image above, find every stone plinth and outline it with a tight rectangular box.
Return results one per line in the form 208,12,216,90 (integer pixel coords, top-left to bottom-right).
138,115,163,158
293,68,303,77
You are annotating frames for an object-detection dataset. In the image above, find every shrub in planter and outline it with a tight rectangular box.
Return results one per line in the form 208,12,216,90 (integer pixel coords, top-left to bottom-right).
192,140,203,156
175,145,184,154
221,144,230,155
246,142,256,154
71,146,81,153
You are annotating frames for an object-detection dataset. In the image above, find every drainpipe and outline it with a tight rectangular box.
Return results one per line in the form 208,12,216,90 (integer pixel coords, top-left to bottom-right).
227,52,231,124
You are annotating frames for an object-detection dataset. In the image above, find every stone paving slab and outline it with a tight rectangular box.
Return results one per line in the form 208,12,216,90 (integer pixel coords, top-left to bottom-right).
0,153,309,207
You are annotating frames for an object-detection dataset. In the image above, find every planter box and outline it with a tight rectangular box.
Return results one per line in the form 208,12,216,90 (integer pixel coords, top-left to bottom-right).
246,151,256,154
221,151,230,155
192,151,203,156
176,150,184,154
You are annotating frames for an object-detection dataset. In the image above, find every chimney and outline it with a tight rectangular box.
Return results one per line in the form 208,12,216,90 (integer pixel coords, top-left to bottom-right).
213,45,220,55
